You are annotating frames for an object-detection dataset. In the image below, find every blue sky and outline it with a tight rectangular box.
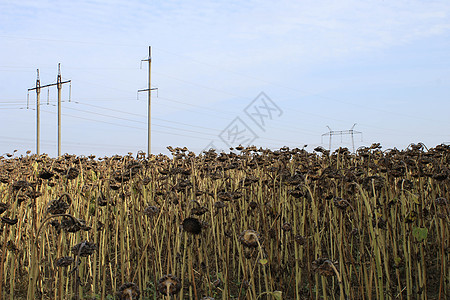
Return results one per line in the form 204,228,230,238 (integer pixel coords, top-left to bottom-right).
1,0,449,156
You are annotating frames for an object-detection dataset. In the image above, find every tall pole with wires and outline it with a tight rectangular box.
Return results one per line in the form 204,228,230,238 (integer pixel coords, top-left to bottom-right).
27,69,42,155
57,63,62,156
54,63,71,156
28,64,71,156
147,48,151,156
138,46,158,156
36,70,41,155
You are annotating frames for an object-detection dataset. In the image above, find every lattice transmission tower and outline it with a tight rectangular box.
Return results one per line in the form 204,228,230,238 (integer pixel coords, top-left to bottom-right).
321,123,363,153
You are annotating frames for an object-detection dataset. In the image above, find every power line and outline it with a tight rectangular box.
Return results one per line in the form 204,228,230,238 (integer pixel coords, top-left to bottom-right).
77,101,221,132
78,108,299,145
0,135,152,151
158,96,327,135
65,97,319,138
158,95,236,115
0,106,21,109
8,94,446,147
28,63,432,139
44,101,303,145
61,106,219,137
39,94,358,145
38,109,214,142
67,100,223,133
154,71,239,98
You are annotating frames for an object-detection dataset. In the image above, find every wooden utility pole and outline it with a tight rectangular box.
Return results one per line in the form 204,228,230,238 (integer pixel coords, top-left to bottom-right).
28,64,71,156
34,70,41,155
138,46,158,156
57,63,62,156
28,70,41,155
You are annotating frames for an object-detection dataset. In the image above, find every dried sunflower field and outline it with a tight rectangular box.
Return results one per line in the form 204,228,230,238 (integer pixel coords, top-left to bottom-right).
0,143,448,300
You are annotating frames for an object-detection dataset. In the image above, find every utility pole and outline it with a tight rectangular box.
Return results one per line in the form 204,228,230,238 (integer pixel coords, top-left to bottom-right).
27,69,41,154
27,64,71,156
138,46,158,156
57,64,62,156
321,123,363,153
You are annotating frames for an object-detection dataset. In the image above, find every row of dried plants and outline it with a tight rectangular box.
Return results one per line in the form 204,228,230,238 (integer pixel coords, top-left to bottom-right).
0,143,448,299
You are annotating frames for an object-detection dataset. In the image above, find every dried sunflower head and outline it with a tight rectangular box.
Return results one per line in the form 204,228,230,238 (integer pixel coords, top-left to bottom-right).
333,197,351,210
142,177,151,185
1,216,18,225
12,180,31,191
61,216,91,233
404,211,418,224
282,223,292,232
239,230,261,248
26,190,42,199
143,205,160,217
66,168,79,180
311,258,338,277
71,241,97,257
214,201,227,209
0,174,9,184
38,170,54,180
6,240,18,252
182,217,202,235
191,205,208,216
55,256,74,268
288,189,303,198
116,282,140,300
49,220,61,231
46,198,70,215
435,197,448,206
109,182,120,191
248,201,258,209
0,203,8,215
97,193,108,206
294,234,307,245
158,274,181,296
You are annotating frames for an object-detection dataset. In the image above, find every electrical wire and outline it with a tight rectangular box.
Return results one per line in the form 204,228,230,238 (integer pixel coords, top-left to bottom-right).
71,100,220,132
31,100,308,145
37,109,214,141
